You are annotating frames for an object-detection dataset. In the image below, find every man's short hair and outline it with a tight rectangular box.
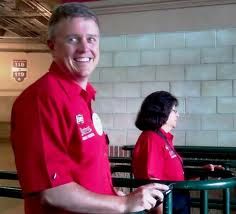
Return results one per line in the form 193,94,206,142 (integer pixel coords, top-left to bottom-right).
48,2,99,39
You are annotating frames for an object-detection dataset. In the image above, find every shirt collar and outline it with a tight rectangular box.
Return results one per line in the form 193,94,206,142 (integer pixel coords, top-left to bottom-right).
49,62,96,102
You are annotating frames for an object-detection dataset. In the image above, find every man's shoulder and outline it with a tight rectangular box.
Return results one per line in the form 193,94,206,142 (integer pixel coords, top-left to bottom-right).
14,71,61,105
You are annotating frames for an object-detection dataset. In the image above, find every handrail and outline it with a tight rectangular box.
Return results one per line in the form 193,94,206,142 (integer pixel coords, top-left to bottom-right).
0,170,18,180
173,177,236,190
173,177,236,214
0,186,22,199
112,177,236,214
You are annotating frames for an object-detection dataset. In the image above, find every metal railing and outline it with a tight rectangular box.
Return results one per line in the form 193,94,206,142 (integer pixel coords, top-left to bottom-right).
112,176,236,214
0,171,236,213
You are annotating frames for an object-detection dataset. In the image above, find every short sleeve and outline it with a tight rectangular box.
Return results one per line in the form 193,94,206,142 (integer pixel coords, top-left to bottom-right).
11,93,74,194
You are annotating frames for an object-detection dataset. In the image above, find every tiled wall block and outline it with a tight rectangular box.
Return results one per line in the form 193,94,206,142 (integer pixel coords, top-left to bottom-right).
99,67,127,82
185,64,216,80
186,131,218,146
216,29,236,46
113,114,136,129
172,131,186,146
171,81,201,96
170,48,200,65
126,34,155,50
175,115,201,130
127,66,156,82
156,32,185,49
201,47,233,63
217,64,236,80
100,35,126,51
141,50,169,65
202,80,232,96
3,28,236,148
97,52,113,67
201,114,233,130
218,97,236,113
127,129,141,146
114,51,140,67
156,65,185,81
186,97,216,114
141,82,169,97
126,98,143,113
218,131,236,147
185,31,215,48
113,83,141,97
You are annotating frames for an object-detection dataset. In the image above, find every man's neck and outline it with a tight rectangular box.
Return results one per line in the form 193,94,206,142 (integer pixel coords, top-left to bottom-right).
74,78,88,90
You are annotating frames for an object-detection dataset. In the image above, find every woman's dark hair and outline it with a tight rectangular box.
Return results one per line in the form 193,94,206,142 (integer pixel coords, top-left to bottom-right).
135,91,178,131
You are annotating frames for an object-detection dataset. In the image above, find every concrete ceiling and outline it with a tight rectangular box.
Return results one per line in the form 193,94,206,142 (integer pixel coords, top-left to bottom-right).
0,0,236,44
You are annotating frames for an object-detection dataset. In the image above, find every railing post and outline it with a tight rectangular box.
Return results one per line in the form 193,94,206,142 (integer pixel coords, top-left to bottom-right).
200,190,208,214
164,191,172,214
223,188,230,214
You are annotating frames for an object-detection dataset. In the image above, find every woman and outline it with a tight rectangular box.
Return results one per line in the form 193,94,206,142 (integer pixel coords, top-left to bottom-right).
132,91,222,214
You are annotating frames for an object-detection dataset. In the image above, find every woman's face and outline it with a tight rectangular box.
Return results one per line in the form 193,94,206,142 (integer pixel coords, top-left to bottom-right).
165,105,179,130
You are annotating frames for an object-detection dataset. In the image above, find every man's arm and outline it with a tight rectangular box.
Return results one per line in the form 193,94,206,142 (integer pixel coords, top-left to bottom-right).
41,182,168,213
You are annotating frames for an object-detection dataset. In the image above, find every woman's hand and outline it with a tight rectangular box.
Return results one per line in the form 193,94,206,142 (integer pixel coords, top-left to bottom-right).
202,164,225,171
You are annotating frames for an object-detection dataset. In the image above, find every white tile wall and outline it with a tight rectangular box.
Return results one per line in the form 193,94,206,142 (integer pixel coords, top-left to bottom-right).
3,28,236,147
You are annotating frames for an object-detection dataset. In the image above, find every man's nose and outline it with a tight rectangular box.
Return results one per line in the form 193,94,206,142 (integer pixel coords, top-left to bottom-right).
77,39,89,52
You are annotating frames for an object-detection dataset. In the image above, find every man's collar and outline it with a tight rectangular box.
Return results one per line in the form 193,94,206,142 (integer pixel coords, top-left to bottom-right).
49,62,96,101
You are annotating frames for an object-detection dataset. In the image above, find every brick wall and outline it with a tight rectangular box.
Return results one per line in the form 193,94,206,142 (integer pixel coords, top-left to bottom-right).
1,28,236,152
91,28,236,149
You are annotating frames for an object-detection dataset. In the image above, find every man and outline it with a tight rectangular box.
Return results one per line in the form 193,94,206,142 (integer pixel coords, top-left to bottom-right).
11,2,168,214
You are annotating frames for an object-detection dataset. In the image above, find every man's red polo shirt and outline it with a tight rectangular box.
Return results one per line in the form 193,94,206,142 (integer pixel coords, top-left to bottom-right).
132,129,184,181
11,62,115,214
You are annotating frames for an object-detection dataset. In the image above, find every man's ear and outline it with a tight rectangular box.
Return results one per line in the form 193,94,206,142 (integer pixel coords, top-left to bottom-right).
47,39,54,51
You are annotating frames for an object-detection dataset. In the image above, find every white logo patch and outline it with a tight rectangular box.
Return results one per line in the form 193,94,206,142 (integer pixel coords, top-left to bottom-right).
76,114,84,124
92,113,103,136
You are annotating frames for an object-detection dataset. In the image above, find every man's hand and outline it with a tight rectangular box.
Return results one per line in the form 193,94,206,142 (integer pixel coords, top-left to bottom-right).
124,183,169,212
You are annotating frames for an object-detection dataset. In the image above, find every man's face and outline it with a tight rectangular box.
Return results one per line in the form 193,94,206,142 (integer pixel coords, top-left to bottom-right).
48,17,100,82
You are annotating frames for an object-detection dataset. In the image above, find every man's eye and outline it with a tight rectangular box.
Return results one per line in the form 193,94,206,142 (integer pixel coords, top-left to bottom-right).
66,37,79,44
88,37,96,43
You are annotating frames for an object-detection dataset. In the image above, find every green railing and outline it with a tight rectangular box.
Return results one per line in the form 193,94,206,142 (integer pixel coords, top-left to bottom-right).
173,177,236,214
113,177,236,214
0,170,235,213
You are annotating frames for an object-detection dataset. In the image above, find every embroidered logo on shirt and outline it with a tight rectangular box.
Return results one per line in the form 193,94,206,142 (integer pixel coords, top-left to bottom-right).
76,114,84,124
80,126,95,141
165,145,177,158
80,126,92,136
